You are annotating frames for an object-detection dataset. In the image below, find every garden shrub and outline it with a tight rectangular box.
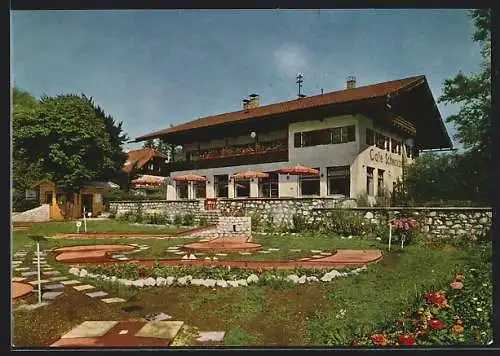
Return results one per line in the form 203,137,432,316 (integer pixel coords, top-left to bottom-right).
173,214,183,226
320,209,369,236
198,216,208,227
291,214,308,233
12,199,41,213
183,214,195,226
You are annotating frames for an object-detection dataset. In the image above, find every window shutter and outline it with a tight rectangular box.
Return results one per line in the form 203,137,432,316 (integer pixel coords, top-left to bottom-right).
347,125,356,142
294,133,302,147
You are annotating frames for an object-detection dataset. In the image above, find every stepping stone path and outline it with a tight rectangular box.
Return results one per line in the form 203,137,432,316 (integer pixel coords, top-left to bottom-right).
49,276,69,281
196,331,225,342
312,255,323,259
310,250,322,253
268,248,280,251
101,297,126,304
86,291,109,298
289,249,301,252
74,284,95,291
320,252,333,256
145,312,172,321
174,252,185,255
12,277,27,282
239,252,252,255
21,271,38,277
43,271,61,276
299,258,311,261
167,247,180,250
215,253,228,256
29,279,51,285
42,291,64,300
61,280,82,285
15,267,31,271
43,284,65,290
258,251,271,254
116,257,130,261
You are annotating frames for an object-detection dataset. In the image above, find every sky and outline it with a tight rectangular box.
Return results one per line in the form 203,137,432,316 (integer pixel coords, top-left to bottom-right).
11,9,483,151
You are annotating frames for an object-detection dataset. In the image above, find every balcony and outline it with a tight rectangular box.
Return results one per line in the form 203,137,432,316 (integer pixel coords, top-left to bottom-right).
166,148,289,172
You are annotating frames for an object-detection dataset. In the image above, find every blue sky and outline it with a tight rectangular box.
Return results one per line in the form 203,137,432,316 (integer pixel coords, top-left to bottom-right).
12,9,482,151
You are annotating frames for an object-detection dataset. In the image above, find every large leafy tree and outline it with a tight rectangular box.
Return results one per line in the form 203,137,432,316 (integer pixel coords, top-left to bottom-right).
13,92,127,197
438,9,491,202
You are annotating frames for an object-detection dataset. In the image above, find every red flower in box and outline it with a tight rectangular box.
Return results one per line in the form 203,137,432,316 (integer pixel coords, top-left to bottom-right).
398,335,416,346
425,291,447,307
370,334,389,346
428,319,445,331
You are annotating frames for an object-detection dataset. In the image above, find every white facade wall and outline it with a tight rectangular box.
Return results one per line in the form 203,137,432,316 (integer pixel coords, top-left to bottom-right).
169,114,413,200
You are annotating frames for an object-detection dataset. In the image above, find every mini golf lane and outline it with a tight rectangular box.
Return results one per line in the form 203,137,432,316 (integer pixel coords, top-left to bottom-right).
12,282,34,299
183,236,262,253
54,245,137,264
54,243,383,270
53,225,216,239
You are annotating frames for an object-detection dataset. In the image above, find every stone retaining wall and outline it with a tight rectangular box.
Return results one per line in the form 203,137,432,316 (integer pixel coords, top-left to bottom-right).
12,204,50,222
108,200,492,240
313,207,492,240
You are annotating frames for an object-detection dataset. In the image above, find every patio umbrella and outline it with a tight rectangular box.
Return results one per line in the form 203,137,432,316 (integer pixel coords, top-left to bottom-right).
278,165,320,197
173,174,207,182
231,171,270,179
278,165,320,175
132,175,166,186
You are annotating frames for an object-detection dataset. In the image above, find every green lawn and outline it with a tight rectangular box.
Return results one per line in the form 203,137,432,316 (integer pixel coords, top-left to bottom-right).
11,221,489,347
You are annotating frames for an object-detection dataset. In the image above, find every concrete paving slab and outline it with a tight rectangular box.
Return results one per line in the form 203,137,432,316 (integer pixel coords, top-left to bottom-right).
29,279,51,285
61,321,119,339
42,291,64,300
73,284,95,291
135,321,184,340
101,297,126,304
86,291,109,298
12,277,27,282
49,276,69,281
60,280,82,285
196,331,225,342
43,284,65,290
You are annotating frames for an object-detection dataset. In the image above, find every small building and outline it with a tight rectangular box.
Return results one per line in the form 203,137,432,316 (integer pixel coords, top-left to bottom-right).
33,179,119,220
134,75,452,201
122,148,168,176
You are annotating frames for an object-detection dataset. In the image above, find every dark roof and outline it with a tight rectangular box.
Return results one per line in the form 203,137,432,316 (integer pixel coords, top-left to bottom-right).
136,75,426,140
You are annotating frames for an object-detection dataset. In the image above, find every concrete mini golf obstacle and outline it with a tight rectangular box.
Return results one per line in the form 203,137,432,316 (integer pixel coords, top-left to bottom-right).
183,236,262,253
12,282,34,299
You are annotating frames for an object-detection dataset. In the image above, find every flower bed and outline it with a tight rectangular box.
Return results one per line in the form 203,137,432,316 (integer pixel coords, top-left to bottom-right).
351,260,492,346
68,264,368,289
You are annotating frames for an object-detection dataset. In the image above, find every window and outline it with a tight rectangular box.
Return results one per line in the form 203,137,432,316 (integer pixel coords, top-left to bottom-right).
375,132,387,150
391,139,401,154
295,125,356,148
366,128,375,146
259,173,279,198
214,175,228,198
366,167,374,196
234,179,250,198
299,168,320,196
377,169,385,196
327,166,350,196
405,145,413,158
194,181,206,199
176,182,188,199
294,133,302,148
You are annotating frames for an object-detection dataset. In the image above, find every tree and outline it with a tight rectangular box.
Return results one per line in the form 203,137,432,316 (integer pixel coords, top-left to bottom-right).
13,93,126,197
438,9,491,202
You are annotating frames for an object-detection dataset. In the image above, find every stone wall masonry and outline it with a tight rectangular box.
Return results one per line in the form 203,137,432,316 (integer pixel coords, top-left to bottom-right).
217,216,251,238
110,200,204,222
313,207,493,241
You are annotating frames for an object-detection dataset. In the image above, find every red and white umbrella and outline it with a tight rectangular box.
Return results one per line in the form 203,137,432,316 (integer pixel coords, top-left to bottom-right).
231,171,270,180
278,165,320,176
173,174,207,182
132,175,166,187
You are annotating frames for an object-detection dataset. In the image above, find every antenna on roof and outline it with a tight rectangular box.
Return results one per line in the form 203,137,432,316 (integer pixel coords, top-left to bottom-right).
296,73,304,99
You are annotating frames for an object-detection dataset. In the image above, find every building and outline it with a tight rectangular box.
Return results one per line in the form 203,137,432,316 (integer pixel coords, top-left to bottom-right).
122,148,168,176
134,75,452,201
33,179,119,220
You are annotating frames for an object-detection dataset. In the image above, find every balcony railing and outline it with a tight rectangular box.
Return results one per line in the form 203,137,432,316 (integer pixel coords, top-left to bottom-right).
166,148,288,172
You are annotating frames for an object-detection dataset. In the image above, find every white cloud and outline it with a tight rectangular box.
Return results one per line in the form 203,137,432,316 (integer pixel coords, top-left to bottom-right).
273,42,311,78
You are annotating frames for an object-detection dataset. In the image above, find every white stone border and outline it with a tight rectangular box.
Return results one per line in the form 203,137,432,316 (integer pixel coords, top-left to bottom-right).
68,265,368,289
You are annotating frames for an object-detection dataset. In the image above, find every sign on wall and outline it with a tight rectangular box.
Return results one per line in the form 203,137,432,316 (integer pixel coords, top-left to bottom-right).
369,148,403,168
25,189,38,201
94,193,102,204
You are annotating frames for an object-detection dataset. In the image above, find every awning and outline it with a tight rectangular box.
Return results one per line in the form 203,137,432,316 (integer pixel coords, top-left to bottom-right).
278,165,320,176
231,171,270,180
132,175,167,186
173,174,207,182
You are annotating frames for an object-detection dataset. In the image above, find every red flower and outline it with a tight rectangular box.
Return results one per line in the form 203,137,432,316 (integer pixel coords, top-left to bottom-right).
452,324,464,334
398,335,416,346
428,319,445,331
455,274,465,281
370,334,389,346
425,292,447,307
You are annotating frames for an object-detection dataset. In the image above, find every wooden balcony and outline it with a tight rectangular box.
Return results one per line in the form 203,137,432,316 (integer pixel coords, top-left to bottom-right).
165,149,288,173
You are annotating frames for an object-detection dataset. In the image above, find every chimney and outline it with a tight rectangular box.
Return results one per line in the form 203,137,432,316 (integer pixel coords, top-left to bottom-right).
346,76,356,89
247,93,260,108
242,99,250,110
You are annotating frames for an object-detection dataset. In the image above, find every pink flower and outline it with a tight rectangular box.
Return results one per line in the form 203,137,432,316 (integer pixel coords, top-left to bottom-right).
449,281,464,290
